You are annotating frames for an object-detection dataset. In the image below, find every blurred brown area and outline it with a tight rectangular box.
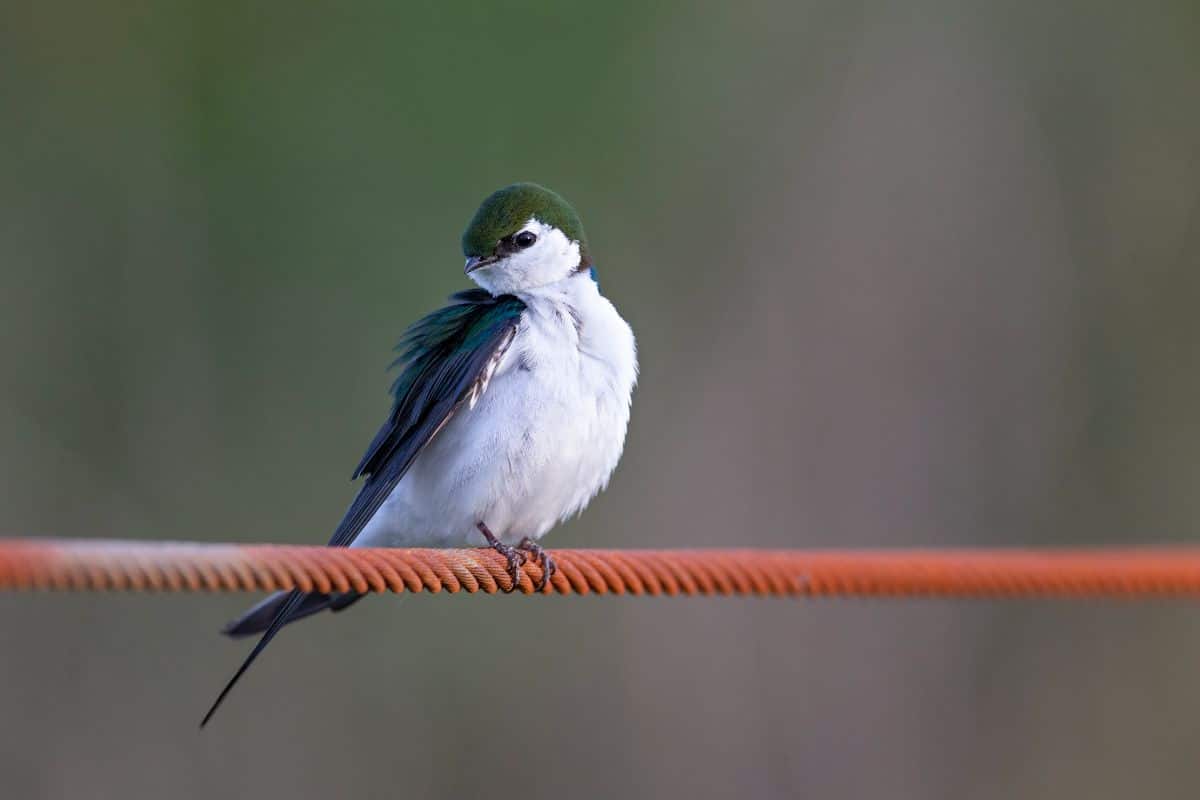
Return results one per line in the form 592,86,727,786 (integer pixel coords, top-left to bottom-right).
2,1,1200,798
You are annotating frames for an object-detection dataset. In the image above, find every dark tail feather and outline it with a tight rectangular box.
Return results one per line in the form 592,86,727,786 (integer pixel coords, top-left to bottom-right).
222,591,364,638
201,590,305,727
224,591,322,638
202,591,364,727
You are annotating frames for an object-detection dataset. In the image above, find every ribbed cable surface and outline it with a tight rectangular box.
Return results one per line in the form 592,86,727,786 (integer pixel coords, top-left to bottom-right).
2,539,1200,598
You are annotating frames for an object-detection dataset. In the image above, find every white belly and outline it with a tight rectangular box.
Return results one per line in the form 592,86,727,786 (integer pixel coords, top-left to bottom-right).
353,277,636,548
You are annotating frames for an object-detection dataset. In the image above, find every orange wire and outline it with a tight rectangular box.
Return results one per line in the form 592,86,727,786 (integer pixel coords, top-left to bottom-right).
2,538,1200,598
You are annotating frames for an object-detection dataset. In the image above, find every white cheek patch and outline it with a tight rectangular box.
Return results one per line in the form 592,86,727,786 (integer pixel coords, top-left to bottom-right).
469,217,582,294
512,218,579,280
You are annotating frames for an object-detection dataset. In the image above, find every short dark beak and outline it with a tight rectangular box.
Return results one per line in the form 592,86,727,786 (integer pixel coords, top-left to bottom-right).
464,255,498,275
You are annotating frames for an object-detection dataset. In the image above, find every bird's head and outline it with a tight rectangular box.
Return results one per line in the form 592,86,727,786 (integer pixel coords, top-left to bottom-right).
461,183,590,294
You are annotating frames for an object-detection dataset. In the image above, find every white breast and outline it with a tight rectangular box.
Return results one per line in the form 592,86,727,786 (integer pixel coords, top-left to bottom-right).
353,273,637,548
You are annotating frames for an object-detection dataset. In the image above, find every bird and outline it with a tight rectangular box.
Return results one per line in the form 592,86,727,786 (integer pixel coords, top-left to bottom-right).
200,182,638,726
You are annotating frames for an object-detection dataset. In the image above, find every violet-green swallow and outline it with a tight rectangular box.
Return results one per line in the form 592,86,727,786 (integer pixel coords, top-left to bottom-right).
201,183,638,726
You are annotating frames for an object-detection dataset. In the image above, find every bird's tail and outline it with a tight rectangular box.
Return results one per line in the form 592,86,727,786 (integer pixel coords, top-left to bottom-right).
203,587,362,727
221,590,363,638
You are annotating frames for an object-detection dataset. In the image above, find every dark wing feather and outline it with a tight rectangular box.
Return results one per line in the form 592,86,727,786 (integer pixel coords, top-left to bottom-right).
340,290,525,542
200,290,525,727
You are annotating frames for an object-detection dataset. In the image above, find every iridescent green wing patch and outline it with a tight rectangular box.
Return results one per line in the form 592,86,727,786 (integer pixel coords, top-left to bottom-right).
325,290,524,550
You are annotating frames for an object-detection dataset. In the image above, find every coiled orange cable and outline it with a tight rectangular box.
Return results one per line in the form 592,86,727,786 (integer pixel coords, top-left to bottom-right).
1,538,1200,598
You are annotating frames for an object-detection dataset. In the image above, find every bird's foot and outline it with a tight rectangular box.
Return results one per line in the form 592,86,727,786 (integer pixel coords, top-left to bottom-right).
518,537,556,592
477,522,527,593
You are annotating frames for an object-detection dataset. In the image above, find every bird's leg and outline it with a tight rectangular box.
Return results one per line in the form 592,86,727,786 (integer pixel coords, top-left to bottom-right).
517,537,556,592
476,522,526,593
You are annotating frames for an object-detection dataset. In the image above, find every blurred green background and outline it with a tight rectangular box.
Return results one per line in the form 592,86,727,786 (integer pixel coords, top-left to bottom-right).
3,1,1200,797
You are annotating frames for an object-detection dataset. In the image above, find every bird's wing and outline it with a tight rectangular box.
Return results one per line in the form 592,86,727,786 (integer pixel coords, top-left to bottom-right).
201,289,526,727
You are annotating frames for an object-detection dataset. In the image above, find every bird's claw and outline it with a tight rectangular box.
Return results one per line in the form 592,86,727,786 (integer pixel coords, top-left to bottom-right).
500,545,527,593
476,523,556,593
518,537,556,592
477,522,526,593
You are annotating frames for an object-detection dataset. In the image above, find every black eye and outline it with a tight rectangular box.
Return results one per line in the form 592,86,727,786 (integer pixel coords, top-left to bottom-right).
513,231,537,249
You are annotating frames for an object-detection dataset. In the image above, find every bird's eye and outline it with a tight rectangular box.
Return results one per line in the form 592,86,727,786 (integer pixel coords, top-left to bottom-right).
513,231,537,249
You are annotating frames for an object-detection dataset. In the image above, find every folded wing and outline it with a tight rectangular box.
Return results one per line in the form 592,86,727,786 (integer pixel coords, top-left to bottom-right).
201,289,526,726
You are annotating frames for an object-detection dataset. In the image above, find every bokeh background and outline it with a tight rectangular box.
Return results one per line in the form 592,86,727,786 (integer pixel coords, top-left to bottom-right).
3,1,1200,797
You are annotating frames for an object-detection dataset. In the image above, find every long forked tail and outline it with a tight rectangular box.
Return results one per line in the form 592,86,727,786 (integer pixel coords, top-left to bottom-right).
201,591,363,726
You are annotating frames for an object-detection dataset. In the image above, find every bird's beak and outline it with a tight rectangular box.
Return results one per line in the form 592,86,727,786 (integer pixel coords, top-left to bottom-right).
464,255,498,275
